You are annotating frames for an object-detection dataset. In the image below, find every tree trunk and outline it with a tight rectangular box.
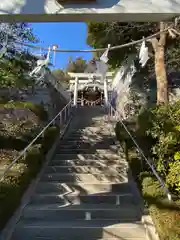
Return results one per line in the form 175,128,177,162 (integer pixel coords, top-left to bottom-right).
151,22,168,104
155,46,168,104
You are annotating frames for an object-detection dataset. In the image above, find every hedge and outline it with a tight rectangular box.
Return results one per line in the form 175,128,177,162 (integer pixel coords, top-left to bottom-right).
0,101,48,121
115,120,180,240
0,125,59,231
141,174,180,240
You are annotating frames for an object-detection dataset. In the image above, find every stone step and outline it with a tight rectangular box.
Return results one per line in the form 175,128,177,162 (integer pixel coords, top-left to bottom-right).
71,126,113,132
30,192,135,205
55,149,95,154
53,153,121,161
9,113,146,240
60,139,93,143
59,139,116,144
58,142,92,149
57,142,117,149
49,159,125,167
35,182,132,195
68,132,113,138
44,165,124,174
69,131,113,136
56,149,119,155
11,237,144,240
21,204,142,221
63,136,114,141
56,146,119,157
12,220,146,239
40,173,124,183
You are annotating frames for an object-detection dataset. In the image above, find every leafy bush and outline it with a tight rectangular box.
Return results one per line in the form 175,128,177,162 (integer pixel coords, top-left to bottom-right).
24,144,43,176
25,102,48,122
0,126,59,230
137,101,180,194
114,101,180,240
114,120,136,147
166,160,180,193
41,126,59,154
123,146,180,240
0,101,48,121
115,121,128,142
142,175,180,240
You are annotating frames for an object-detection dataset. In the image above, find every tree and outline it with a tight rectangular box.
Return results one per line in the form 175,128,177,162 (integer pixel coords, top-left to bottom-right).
66,57,88,73
52,69,70,88
87,21,180,104
0,23,38,87
0,23,37,55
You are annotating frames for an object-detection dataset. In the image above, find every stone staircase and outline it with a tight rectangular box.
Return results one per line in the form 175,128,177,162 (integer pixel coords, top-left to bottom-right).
9,106,147,240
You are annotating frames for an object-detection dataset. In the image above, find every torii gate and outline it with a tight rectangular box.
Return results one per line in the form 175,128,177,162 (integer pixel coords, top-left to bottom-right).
68,72,114,106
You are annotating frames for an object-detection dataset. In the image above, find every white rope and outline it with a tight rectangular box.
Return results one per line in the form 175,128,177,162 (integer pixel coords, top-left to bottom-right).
14,28,171,53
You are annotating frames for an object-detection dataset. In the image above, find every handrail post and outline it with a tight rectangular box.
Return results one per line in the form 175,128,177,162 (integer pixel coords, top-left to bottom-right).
64,106,67,122
67,103,70,118
59,113,62,128
73,76,78,106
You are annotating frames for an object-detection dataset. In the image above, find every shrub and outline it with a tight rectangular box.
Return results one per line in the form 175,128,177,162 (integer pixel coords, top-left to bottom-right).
124,147,180,240
41,126,59,154
142,175,180,240
114,121,135,147
0,127,58,230
23,144,43,176
0,101,48,121
137,101,180,194
24,102,48,122
115,100,180,240
166,160,180,193
0,172,25,230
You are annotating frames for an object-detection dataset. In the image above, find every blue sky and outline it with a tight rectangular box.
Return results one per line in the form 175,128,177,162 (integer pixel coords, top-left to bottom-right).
30,22,93,70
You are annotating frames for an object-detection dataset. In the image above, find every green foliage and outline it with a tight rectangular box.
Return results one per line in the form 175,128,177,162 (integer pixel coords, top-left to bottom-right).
0,98,59,230
52,69,71,88
0,23,37,44
41,126,59,154
0,126,59,230
141,175,180,240
87,22,158,68
114,121,135,156
1,101,48,121
124,146,180,240
166,161,180,192
142,175,166,199
66,57,88,73
87,21,180,71
137,101,180,194
0,23,38,88
24,102,48,122
114,122,127,140
24,144,43,176
0,56,36,88
115,100,180,239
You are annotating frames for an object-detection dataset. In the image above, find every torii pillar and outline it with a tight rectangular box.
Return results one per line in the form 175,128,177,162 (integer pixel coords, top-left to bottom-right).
73,76,78,106
96,60,108,107
103,74,108,106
